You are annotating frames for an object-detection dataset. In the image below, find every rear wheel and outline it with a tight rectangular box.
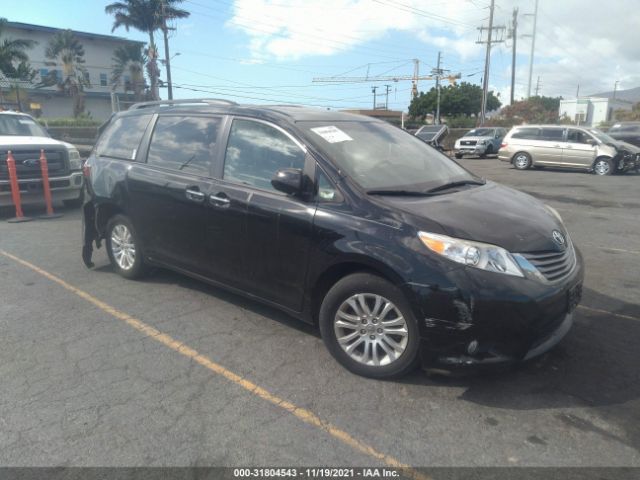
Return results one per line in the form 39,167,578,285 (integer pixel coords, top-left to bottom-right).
319,273,420,379
106,214,146,279
513,152,532,170
593,157,613,176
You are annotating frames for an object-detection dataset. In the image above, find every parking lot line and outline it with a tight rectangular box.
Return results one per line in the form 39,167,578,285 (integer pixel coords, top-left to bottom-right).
578,305,639,322
0,249,429,480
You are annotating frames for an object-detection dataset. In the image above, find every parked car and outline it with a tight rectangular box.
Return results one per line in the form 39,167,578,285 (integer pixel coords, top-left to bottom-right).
414,124,449,151
498,125,640,175
0,111,84,208
82,99,583,379
607,122,640,148
454,127,507,159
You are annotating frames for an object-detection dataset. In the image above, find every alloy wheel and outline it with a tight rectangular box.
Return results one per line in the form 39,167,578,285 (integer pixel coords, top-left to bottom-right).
514,154,530,169
594,159,610,175
110,224,136,271
333,293,408,366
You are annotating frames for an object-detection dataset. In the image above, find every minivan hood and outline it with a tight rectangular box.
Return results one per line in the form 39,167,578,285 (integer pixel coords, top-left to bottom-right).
382,182,563,253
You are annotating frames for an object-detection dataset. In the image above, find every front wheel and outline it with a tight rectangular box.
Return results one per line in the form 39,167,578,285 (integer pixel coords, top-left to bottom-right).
513,152,532,170
319,273,420,379
593,157,613,176
454,152,463,159
106,214,146,279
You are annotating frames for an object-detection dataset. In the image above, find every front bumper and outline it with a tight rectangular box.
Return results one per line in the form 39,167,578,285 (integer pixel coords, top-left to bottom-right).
0,172,83,207
455,143,488,155
402,248,584,372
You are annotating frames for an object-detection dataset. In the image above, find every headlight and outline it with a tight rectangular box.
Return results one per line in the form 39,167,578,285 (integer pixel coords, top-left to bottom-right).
68,148,82,170
418,231,524,277
545,204,563,223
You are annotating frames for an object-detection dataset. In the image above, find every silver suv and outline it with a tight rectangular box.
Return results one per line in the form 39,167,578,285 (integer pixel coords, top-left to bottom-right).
498,125,640,176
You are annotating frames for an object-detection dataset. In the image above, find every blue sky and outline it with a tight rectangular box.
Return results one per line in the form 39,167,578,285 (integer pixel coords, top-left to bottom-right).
7,0,638,111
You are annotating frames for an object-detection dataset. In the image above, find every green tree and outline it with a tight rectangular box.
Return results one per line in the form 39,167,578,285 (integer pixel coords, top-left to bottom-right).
111,43,148,101
105,0,190,101
614,102,640,121
0,18,35,77
42,30,90,117
409,82,501,122
0,18,37,110
500,96,562,124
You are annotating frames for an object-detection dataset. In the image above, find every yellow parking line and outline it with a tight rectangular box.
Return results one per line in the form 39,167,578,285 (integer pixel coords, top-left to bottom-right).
0,249,429,480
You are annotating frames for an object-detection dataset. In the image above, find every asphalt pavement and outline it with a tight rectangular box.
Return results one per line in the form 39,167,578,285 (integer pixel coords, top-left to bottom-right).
0,158,639,470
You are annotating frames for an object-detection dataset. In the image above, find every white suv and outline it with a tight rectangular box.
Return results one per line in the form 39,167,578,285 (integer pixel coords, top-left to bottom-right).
0,111,84,207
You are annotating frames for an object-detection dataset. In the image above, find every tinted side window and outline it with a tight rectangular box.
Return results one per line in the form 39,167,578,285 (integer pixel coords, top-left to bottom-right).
223,119,306,192
540,128,564,141
147,116,221,176
317,170,342,203
96,114,152,160
511,128,540,140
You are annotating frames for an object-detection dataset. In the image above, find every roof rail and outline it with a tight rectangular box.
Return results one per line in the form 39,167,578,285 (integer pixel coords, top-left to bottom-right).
129,98,238,110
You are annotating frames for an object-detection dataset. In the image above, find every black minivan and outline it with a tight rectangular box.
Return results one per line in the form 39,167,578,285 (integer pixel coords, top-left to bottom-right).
82,99,584,378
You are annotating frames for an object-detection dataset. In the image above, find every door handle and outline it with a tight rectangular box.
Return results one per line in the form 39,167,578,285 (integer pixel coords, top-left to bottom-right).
209,192,231,208
185,188,205,203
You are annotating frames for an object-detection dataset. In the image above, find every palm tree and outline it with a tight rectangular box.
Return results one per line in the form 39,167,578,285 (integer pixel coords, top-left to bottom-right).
44,30,90,117
105,0,190,101
0,18,35,77
111,43,147,101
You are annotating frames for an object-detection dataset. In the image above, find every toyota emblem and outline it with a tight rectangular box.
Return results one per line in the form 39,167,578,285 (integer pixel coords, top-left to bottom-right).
552,230,566,246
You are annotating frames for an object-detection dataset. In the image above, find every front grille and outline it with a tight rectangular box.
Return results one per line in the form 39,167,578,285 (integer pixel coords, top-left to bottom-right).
520,246,576,282
0,148,68,180
461,140,477,146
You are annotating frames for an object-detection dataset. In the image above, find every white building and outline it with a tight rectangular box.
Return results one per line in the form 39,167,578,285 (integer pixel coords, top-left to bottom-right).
559,97,633,126
1,21,145,120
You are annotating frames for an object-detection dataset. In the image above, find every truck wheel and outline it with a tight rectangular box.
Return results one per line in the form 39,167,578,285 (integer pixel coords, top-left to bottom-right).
319,273,420,379
593,157,613,176
454,153,463,159
106,214,146,279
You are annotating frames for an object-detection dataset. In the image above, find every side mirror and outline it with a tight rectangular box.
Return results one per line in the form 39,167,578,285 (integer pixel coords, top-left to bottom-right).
585,138,597,146
271,168,304,195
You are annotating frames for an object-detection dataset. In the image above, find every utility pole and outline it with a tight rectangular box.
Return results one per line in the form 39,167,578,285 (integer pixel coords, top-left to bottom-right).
160,0,174,100
477,0,505,124
576,84,580,98
372,86,378,110
410,59,420,101
525,0,539,98
534,76,542,96
613,80,619,100
509,8,518,104
384,84,391,110
434,51,442,124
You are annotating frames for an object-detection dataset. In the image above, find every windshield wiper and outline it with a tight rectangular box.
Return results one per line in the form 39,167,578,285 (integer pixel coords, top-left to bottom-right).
425,179,486,194
366,189,436,196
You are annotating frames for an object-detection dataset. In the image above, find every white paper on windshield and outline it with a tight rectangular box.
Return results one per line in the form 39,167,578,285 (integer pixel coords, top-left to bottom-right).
18,119,36,125
311,126,353,144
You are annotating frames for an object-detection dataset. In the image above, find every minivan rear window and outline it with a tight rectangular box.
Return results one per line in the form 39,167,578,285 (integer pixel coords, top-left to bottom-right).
96,114,152,161
540,128,564,141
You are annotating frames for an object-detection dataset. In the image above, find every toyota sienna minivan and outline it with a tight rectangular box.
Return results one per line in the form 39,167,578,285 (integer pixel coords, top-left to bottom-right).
82,99,584,378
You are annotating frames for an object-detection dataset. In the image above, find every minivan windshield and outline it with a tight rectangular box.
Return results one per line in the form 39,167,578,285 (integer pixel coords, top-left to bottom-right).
301,120,478,192
0,114,50,137
588,128,617,144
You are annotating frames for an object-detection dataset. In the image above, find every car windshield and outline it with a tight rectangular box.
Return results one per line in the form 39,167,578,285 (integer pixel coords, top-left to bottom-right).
588,128,617,144
465,128,493,137
301,120,477,191
0,114,49,137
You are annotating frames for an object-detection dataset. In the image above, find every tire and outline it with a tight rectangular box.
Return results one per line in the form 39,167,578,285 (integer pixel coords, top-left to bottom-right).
485,145,494,156
454,153,463,159
319,273,420,379
106,214,146,279
593,157,613,176
513,152,532,170
63,188,84,208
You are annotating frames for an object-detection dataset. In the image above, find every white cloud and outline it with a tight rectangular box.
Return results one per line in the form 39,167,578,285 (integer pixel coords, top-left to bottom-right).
227,0,640,101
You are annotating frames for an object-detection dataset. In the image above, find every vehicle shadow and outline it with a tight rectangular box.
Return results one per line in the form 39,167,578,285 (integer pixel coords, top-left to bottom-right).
400,286,640,450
